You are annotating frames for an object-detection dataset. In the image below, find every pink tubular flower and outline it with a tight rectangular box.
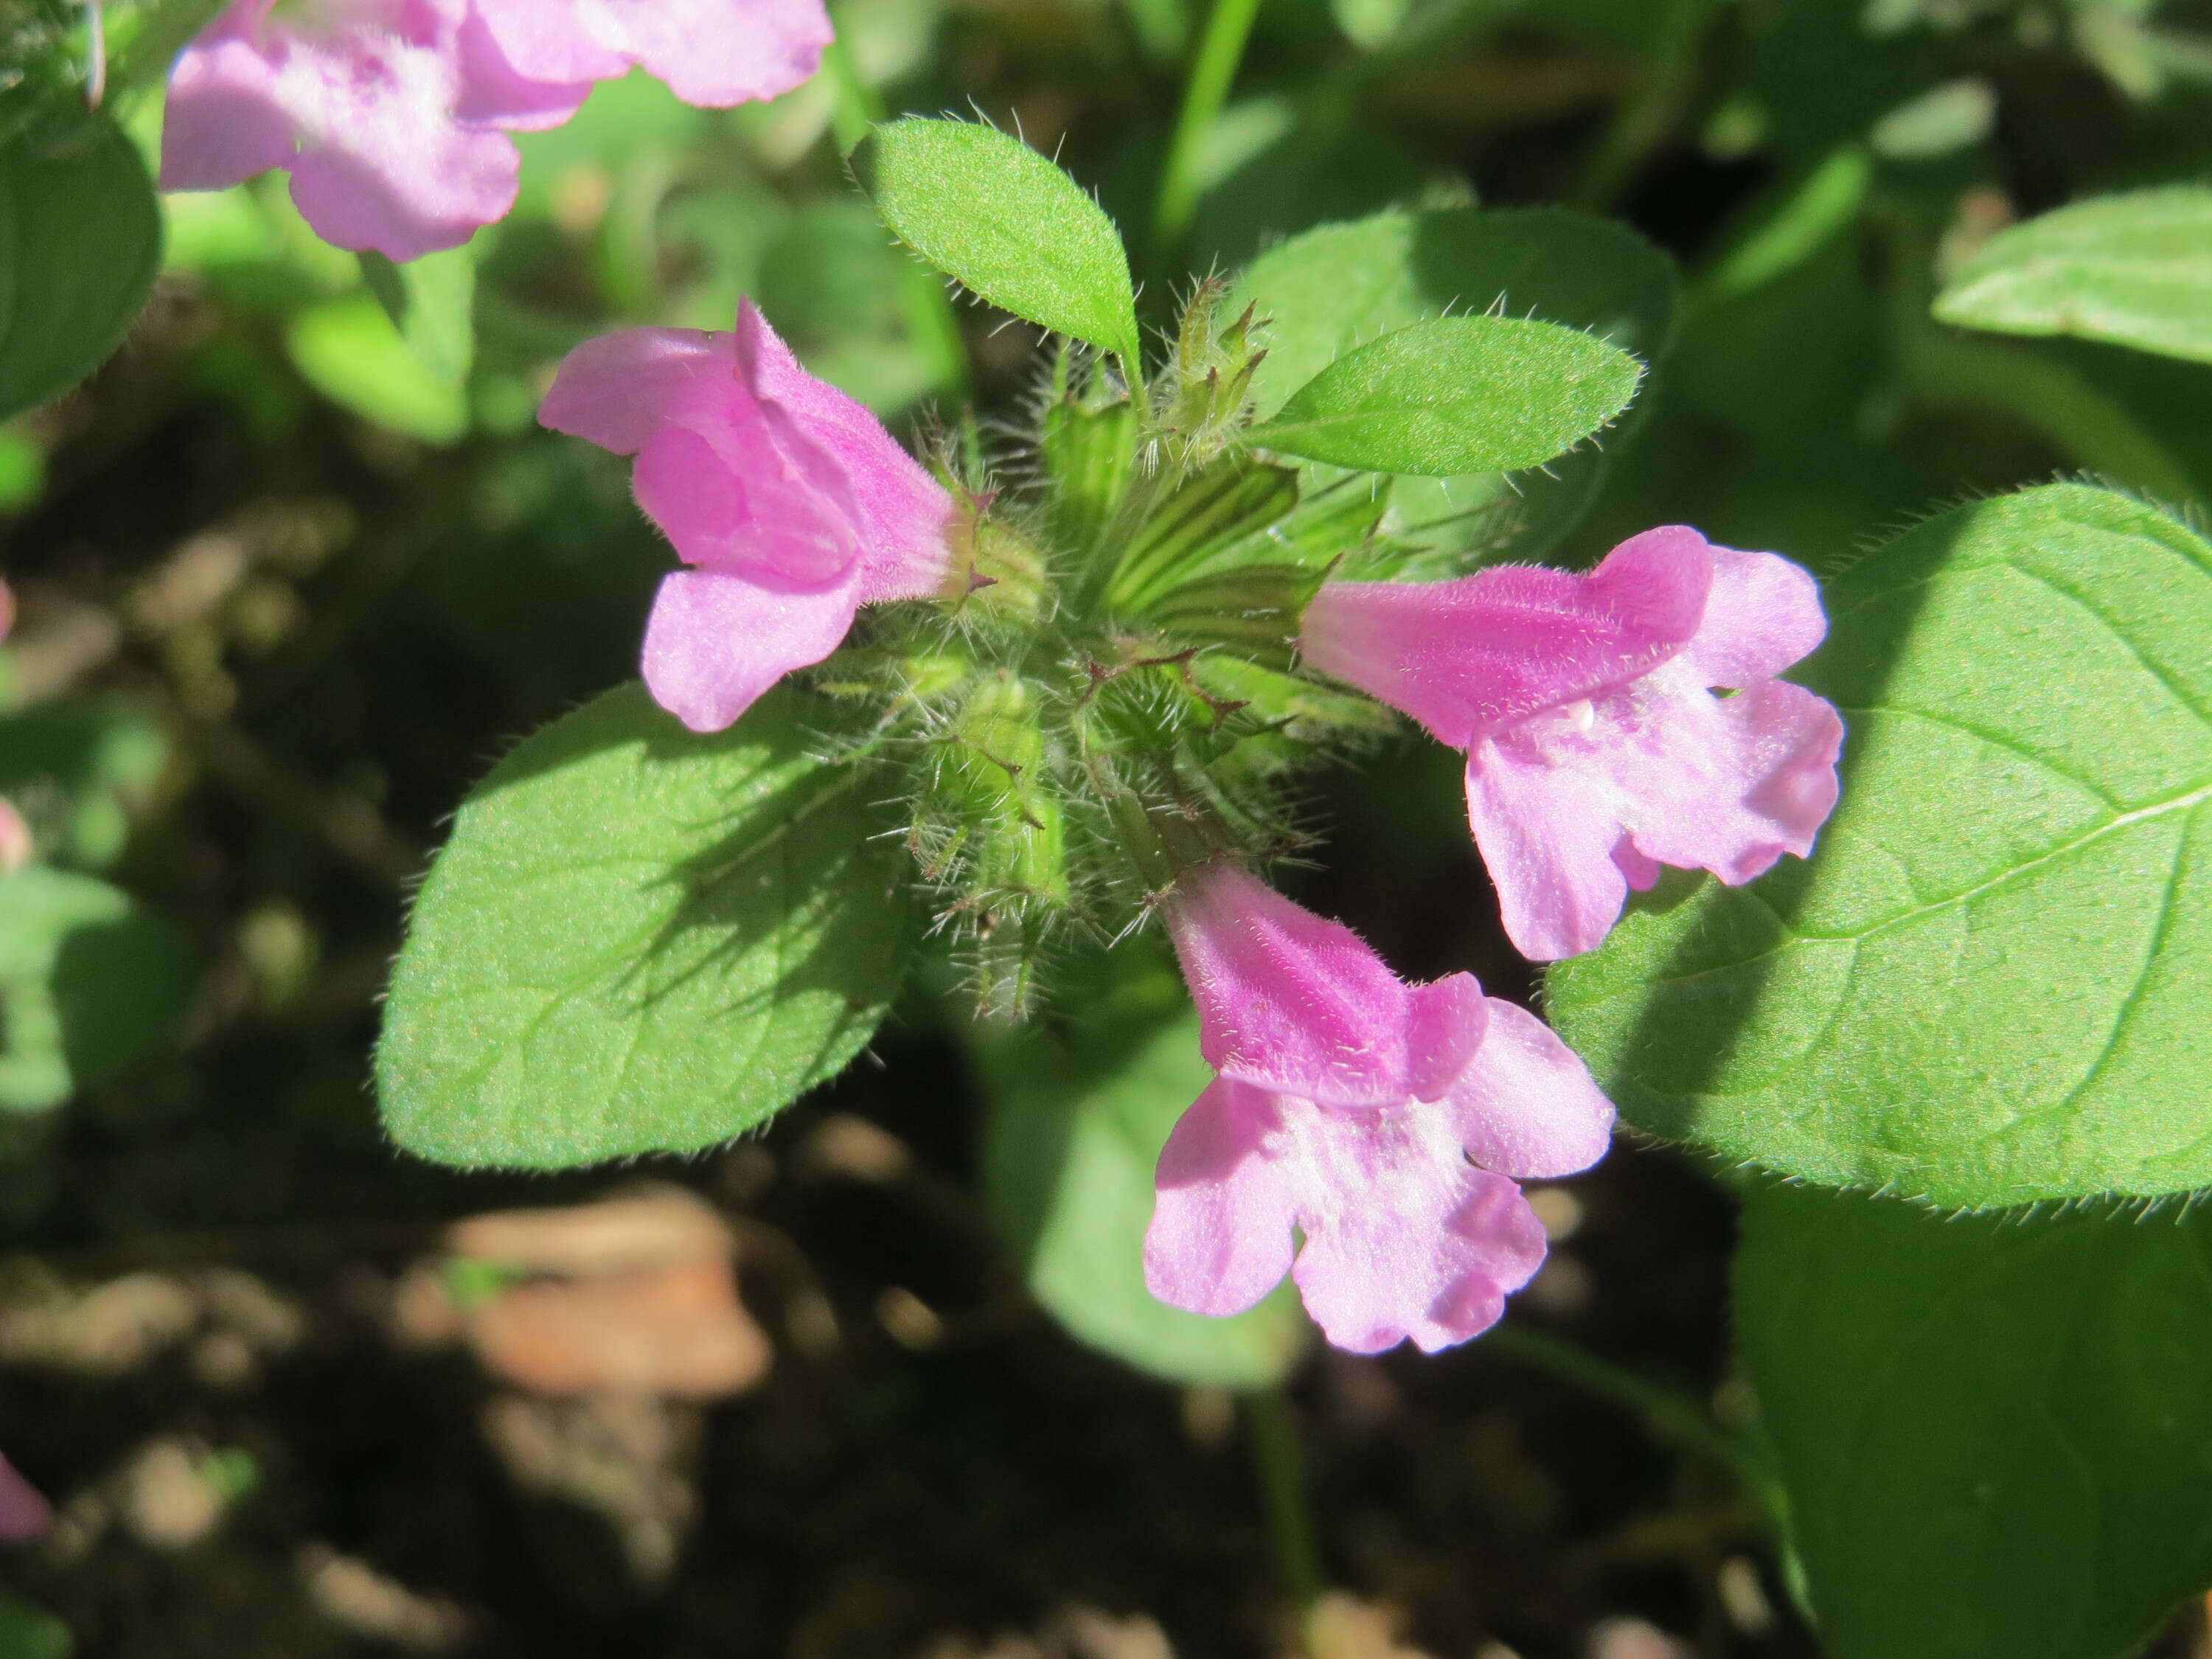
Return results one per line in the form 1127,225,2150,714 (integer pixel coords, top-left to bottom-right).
1144,863,1615,1354
0,1453,51,1545
161,0,831,260
540,300,954,731
1299,526,1845,961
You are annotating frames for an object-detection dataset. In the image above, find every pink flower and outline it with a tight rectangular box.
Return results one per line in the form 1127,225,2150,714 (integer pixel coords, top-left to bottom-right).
540,301,954,731
161,0,831,260
0,1453,51,1545
1145,863,1615,1354
1300,526,1844,961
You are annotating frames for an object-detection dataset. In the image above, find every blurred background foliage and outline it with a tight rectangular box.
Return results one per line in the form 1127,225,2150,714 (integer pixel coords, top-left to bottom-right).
1,0,2211,1652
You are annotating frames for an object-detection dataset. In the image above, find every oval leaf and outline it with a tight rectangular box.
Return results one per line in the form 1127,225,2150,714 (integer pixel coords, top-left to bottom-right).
1250,314,1641,477
0,115,162,422
1933,186,2212,365
1738,1181,2212,1659
1235,206,1675,563
869,118,1141,364
378,684,913,1169
1548,484,2212,1208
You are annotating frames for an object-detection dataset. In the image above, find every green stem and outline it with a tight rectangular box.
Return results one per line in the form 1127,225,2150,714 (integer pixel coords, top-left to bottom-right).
1152,0,1266,252
1483,1324,1783,1518
1243,1387,1325,1606
818,18,971,398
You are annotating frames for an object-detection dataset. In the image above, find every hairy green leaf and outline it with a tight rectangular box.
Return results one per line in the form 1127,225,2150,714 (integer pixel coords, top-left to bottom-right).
1738,1181,2212,1659
1934,187,2212,365
378,684,913,1169
0,869,195,1113
975,952,1308,1388
1251,315,1641,477
1235,208,1672,561
869,118,1140,364
1548,484,2212,1207
0,115,161,422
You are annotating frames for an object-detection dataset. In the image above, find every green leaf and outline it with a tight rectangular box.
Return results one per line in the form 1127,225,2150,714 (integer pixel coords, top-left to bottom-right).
1250,315,1641,477
1933,187,2212,366
1235,207,1673,562
0,114,162,422
1737,1180,2212,1659
0,1591,71,1659
0,695,168,869
1547,484,2212,1207
975,953,1309,1388
378,684,914,1169
0,868,195,1113
868,118,1141,364
285,293,470,445
359,244,477,386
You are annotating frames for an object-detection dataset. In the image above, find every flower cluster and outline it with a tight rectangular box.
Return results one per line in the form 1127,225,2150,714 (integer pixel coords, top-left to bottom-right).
161,0,830,259
540,298,1846,1352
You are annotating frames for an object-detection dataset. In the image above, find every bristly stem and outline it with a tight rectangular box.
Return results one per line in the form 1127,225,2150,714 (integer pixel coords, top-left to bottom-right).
818,17,971,398
1244,1386,1326,1606
1152,0,1266,252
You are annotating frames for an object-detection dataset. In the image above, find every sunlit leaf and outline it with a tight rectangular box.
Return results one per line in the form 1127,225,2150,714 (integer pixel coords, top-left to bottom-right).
378,684,913,1169
1934,187,2212,365
868,118,1141,364
1251,316,1641,477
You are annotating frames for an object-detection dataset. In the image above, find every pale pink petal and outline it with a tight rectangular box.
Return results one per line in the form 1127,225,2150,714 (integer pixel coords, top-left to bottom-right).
451,6,592,128
639,566,861,732
231,18,520,258
1299,525,1714,748
737,302,951,600
1684,546,1829,688
538,327,738,455
1164,863,1413,1107
1465,736,1638,961
1283,1104,1548,1354
599,0,831,106
1144,1078,1298,1318
1603,666,1844,884
0,1453,51,1545
632,421,855,583
1444,999,1614,1178
467,0,630,83
470,0,828,108
1467,662,1843,959
160,15,299,191
1404,973,1488,1102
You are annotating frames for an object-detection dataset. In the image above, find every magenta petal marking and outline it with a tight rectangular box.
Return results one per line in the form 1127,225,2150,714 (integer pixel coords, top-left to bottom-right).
639,566,863,733
1164,863,1413,1106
